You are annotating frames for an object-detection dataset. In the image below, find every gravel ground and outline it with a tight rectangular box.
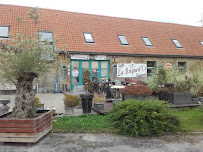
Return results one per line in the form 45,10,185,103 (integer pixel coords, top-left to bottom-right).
0,133,203,152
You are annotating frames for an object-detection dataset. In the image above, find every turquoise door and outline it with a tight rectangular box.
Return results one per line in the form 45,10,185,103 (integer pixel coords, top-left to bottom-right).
70,60,110,90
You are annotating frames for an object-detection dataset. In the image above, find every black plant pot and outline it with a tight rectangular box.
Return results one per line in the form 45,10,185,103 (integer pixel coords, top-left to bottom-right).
80,94,93,114
158,91,169,101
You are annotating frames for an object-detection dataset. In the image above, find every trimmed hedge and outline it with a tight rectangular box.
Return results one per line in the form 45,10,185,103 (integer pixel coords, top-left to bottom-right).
108,99,180,136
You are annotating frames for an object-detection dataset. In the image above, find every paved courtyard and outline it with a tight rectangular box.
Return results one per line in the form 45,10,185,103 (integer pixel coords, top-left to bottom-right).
0,133,203,152
0,93,86,115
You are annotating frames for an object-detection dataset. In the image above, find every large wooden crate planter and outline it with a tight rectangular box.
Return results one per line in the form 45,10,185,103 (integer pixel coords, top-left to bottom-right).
0,110,52,143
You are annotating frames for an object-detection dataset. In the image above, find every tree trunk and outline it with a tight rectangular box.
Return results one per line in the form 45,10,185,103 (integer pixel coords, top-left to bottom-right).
12,72,38,118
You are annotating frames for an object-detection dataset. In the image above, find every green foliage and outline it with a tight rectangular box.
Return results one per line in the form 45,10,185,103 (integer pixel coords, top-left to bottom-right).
171,106,203,132
108,99,180,136
52,114,113,133
147,67,195,94
27,7,40,23
63,95,80,107
82,69,93,93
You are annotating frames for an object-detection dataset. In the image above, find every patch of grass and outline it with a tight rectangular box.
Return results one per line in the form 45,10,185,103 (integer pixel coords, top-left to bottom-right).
172,106,203,132
52,114,114,133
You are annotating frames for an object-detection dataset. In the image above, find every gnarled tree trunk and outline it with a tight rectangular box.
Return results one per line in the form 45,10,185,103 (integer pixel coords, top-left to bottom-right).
12,72,38,118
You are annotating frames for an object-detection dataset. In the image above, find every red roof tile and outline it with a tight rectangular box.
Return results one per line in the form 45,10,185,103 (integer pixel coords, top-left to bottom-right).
0,4,203,56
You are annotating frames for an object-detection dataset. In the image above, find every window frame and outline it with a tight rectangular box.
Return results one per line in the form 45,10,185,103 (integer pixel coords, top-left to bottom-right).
178,62,187,73
83,32,95,43
142,36,153,47
38,30,54,44
147,61,156,77
118,35,129,45
0,25,10,39
171,39,183,48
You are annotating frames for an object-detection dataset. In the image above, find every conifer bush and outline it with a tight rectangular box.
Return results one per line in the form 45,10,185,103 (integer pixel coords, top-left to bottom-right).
108,99,180,136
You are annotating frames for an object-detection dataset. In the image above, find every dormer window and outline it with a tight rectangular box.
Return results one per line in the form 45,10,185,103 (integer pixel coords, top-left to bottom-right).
171,39,183,48
118,35,129,45
38,31,53,43
142,37,153,47
83,32,94,43
0,26,9,39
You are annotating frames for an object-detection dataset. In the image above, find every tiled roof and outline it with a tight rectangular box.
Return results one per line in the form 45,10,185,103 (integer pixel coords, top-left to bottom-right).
1,4,203,57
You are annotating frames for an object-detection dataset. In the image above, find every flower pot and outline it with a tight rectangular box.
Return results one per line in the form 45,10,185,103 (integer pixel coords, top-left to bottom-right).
64,107,74,115
112,99,122,106
94,103,104,111
37,103,45,111
158,92,169,101
168,93,192,105
0,110,52,143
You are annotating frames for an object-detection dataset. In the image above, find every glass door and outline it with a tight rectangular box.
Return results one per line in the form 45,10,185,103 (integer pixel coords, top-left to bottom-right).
70,60,110,90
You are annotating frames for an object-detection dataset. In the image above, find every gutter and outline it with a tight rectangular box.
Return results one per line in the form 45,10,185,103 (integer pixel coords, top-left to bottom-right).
59,50,203,59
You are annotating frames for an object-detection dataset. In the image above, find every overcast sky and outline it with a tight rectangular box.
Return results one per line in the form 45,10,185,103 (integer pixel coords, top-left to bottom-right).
0,0,203,26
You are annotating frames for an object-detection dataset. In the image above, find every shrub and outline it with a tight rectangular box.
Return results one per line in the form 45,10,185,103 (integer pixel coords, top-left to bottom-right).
63,95,80,107
121,80,152,95
108,99,180,136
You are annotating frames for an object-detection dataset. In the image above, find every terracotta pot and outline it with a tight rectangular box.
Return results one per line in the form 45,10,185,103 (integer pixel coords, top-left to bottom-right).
0,110,52,143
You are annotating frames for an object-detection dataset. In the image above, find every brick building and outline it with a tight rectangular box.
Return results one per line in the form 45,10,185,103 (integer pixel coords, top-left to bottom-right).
0,4,203,92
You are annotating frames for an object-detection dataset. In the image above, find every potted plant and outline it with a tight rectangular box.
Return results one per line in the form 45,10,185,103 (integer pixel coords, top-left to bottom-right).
121,80,152,101
168,76,192,105
33,97,45,111
0,7,55,143
93,92,106,111
80,69,94,114
64,95,79,115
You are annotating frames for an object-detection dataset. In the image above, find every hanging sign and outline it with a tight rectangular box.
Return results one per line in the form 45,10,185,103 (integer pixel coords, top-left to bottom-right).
95,55,106,60
117,62,147,78
71,54,89,60
72,69,79,77
164,63,172,70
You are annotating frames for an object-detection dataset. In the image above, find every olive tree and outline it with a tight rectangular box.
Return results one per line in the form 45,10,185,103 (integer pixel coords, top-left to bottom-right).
0,8,57,118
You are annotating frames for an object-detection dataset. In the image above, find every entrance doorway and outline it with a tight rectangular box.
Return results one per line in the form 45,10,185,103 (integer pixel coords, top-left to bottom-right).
70,60,110,90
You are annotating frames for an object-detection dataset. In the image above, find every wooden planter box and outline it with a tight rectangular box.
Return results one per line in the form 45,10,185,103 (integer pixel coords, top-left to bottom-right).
0,110,52,143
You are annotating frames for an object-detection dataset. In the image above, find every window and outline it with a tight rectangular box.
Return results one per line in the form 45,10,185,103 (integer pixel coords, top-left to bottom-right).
118,35,129,45
38,31,53,43
178,62,186,73
147,61,156,76
0,26,9,38
83,32,94,43
142,37,153,46
200,41,203,46
171,39,183,48
38,31,54,60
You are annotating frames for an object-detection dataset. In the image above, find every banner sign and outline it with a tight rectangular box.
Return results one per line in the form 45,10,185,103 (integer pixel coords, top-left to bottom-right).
95,55,106,60
71,55,89,60
117,62,147,78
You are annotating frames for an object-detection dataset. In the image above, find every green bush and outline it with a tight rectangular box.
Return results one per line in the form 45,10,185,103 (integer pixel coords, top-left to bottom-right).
108,99,180,136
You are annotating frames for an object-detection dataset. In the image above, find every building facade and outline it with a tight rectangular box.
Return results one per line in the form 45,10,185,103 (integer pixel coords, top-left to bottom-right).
0,4,203,92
